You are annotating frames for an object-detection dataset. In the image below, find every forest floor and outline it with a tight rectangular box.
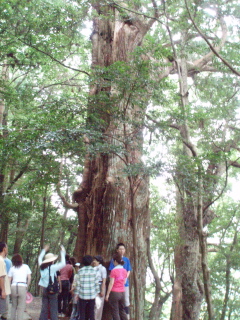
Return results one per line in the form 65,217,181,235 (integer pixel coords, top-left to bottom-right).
25,296,41,320
24,297,70,320
6,297,41,320
8,296,70,320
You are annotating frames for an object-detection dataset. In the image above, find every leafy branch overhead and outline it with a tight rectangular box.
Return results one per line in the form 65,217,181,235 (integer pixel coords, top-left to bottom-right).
0,0,240,319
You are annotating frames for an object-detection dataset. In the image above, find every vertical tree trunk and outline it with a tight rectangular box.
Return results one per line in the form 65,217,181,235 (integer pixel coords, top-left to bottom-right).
40,186,49,248
13,217,29,254
73,3,157,319
220,229,238,320
0,64,9,235
172,55,204,320
173,196,203,320
0,218,9,243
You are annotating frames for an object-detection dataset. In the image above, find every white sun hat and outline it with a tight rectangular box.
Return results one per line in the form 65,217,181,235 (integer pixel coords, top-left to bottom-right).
41,253,58,264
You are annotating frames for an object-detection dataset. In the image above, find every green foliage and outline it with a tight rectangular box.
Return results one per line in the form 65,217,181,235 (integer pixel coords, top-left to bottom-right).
200,199,240,319
144,184,176,318
0,0,239,317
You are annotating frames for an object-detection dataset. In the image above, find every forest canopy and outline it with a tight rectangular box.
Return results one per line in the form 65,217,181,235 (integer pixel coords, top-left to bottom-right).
0,0,240,319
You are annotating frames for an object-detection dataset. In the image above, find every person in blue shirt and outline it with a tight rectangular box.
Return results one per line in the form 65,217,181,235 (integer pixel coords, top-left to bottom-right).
4,257,12,274
38,245,66,320
109,243,132,319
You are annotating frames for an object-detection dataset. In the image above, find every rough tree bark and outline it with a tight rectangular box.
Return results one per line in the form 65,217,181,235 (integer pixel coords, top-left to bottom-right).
72,2,158,319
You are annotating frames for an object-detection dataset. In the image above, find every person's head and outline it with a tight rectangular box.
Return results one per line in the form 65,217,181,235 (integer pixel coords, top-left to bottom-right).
116,243,126,257
75,262,80,271
112,253,124,266
0,242,8,257
69,257,77,266
82,255,93,266
40,252,58,270
65,254,70,263
92,255,104,267
12,254,23,268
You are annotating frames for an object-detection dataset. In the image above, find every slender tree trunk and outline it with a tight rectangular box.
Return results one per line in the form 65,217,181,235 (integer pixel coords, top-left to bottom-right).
0,218,9,243
40,186,49,248
13,216,29,253
0,64,8,127
197,171,214,319
220,229,238,320
59,207,68,245
0,64,8,233
172,54,204,319
147,238,171,320
66,231,76,254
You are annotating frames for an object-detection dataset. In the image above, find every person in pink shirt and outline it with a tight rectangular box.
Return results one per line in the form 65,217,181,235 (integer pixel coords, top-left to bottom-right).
58,254,74,317
105,253,128,320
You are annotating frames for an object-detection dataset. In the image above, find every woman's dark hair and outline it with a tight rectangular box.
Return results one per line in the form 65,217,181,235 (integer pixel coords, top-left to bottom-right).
65,254,71,264
12,254,23,268
0,242,7,253
112,253,124,266
40,261,54,270
69,256,76,266
94,255,104,265
82,255,93,266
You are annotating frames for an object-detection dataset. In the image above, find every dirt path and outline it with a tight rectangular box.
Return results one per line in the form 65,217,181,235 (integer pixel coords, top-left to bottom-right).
25,296,41,320
25,297,70,320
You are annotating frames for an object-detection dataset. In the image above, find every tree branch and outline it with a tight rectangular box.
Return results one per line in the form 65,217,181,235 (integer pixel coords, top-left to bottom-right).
56,159,79,210
229,160,240,168
184,0,240,76
14,35,90,76
203,161,228,212
5,157,32,193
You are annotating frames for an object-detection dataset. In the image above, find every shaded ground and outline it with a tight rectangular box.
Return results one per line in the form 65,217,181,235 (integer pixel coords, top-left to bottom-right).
24,297,70,320
25,296,42,320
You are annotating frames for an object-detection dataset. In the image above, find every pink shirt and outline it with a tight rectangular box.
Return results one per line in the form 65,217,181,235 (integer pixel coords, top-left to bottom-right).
60,264,73,280
110,266,127,292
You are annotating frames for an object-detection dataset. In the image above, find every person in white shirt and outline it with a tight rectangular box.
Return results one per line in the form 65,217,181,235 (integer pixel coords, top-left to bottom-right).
8,254,32,320
92,256,107,320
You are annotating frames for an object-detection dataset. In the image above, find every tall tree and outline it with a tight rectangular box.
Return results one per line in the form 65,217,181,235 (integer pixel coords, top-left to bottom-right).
70,2,161,318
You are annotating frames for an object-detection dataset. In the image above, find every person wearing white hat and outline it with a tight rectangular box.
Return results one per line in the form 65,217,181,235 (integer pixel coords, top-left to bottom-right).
38,245,66,320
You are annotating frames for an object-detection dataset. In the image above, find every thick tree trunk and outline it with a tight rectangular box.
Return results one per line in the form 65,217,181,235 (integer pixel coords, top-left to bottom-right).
73,3,156,319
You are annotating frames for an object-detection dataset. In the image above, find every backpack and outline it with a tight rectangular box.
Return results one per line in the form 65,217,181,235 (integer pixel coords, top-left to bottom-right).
46,266,59,294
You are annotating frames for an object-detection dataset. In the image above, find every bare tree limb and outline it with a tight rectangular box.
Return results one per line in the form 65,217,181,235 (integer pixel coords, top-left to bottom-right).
184,0,240,76
56,159,79,210
203,161,228,212
229,160,240,168
5,157,32,193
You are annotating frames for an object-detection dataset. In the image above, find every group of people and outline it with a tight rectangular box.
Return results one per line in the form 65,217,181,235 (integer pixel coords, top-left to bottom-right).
38,242,131,320
0,241,132,320
0,242,32,320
